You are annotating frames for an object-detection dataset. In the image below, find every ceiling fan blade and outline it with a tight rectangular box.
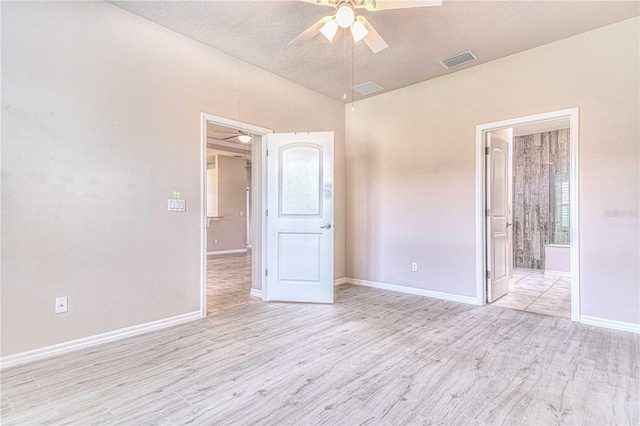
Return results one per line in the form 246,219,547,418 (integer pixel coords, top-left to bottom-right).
299,0,337,8
289,16,333,46
357,16,389,54
222,135,240,141
363,0,442,12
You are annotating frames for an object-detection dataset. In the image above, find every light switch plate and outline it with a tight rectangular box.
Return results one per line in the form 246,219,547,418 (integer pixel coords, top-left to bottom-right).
168,199,186,212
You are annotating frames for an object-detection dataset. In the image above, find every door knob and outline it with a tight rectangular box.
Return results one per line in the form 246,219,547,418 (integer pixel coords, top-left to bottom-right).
506,222,512,228
320,224,332,229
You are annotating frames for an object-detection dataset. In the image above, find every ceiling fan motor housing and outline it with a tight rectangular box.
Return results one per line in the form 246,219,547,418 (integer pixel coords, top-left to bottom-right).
335,3,355,28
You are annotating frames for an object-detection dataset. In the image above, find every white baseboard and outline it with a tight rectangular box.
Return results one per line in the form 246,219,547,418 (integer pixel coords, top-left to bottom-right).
0,311,201,370
580,315,640,334
344,277,481,305
207,249,248,256
545,270,571,278
334,278,347,286
250,288,262,298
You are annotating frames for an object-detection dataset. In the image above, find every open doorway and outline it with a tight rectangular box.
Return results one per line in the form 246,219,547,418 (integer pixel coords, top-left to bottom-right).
199,115,336,315
200,115,272,317
205,122,255,314
476,108,580,321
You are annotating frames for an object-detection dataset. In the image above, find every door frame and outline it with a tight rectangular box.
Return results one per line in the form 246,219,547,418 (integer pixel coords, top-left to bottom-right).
200,113,272,317
475,107,580,322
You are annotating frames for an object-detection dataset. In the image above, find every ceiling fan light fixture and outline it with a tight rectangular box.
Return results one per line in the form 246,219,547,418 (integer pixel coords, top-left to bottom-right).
319,18,339,41
350,18,369,43
238,134,252,143
335,4,355,28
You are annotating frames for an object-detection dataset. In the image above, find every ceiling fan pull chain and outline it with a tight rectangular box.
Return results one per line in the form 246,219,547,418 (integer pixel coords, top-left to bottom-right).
343,28,348,100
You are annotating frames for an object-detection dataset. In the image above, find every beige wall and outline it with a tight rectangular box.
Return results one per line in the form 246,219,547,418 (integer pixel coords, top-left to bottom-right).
207,156,247,252
2,2,637,359
345,18,639,324
1,1,345,356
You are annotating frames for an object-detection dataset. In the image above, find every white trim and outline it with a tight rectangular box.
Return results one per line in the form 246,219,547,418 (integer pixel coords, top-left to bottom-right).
334,278,347,286
200,113,272,318
207,249,248,256
476,108,581,322
0,311,201,370
580,316,640,334
261,134,269,301
200,114,208,318
568,110,581,322
475,122,486,306
346,278,481,305
544,270,572,278
250,288,262,298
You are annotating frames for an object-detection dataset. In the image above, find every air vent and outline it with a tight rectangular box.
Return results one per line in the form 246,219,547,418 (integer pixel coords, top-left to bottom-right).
352,81,384,96
439,51,478,69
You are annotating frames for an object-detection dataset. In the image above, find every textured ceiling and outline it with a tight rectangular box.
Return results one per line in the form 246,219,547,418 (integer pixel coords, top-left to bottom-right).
108,1,639,103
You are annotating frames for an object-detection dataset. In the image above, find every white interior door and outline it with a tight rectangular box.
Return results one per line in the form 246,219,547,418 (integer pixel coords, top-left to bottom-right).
265,131,334,303
487,130,511,302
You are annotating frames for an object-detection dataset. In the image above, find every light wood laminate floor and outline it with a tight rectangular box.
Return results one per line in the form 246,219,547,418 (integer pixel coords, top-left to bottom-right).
207,252,257,315
491,268,571,319
2,285,637,425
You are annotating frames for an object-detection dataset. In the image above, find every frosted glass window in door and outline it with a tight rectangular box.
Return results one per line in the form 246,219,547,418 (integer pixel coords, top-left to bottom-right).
279,144,322,216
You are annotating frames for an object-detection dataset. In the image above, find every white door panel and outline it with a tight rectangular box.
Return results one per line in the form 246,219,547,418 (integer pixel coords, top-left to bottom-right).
487,131,511,302
266,132,334,303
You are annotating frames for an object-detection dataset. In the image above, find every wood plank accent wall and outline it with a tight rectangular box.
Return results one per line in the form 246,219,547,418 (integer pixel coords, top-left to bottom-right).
513,129,570,269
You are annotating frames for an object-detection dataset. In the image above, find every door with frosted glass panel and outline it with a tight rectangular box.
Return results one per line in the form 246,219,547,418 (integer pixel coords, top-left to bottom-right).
265,132,334,303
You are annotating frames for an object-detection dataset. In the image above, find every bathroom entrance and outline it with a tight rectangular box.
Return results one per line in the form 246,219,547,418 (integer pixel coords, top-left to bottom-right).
477,108,580,321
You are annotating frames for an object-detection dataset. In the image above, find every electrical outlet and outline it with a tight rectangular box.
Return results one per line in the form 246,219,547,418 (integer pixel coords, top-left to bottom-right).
55,296,68,314
412,262,418,272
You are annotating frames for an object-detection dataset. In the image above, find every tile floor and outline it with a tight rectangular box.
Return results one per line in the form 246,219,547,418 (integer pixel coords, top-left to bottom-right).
492,267,571,319
206,252,257,315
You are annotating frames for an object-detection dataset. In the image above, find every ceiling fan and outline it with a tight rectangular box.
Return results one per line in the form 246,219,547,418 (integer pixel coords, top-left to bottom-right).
290,0,443,54
213,131,253,143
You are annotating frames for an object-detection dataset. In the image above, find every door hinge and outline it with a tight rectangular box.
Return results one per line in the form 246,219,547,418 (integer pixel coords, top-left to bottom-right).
485,147,490,155
486,270,491,280
266,149,269,157
486,208,490,217
265,269,268,277
266,209,269,216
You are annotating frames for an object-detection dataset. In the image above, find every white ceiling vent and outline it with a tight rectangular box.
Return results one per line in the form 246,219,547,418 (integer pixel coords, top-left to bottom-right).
352,81,384,96
439,51,478,69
